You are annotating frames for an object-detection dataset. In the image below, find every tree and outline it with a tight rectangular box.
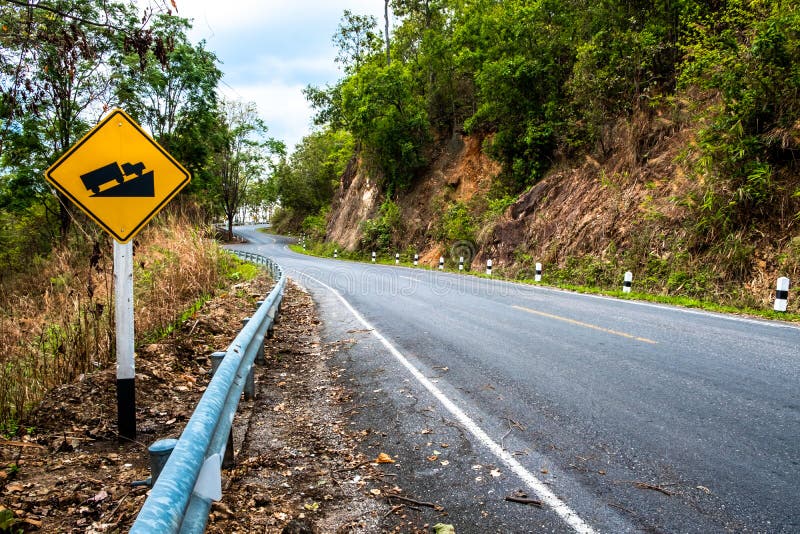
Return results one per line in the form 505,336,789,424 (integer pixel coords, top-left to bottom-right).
0,0,136,239
332,10,381,73
268,128,353,219
114,14,221,147
340,60,430,192
211,99,279,240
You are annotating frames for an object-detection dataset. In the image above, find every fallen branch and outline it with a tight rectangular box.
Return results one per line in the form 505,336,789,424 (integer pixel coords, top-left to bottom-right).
634,482,673,496
504,495,543,507
384,504,404,518
386,494,441,510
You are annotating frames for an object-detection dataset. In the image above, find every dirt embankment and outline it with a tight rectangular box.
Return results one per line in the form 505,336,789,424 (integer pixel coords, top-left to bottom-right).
325,109,800,310
0,274,415,533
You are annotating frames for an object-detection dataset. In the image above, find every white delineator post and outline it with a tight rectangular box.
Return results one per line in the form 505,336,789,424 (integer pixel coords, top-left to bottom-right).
372,251,376,263
395,253,400,264
114,240,136,440
459,256,464,271
413,254,419,266
334,249,338,258
623,271,633,293
486,259,493,276
439,256,444,270
774,277,790,312
535,262,542,282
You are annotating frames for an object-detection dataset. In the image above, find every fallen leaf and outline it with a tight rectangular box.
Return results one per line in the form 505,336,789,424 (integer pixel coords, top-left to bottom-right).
375,453,395,464
427,455,439,462
440,460,450,466
89,490,108,503
433,524,455,534
490,469,501,477
303,501,319,511
370,488,382,496
273,402,286,412
697,485,712,494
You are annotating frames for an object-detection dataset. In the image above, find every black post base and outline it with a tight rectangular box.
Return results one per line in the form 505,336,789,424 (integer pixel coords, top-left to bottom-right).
117,378,136,440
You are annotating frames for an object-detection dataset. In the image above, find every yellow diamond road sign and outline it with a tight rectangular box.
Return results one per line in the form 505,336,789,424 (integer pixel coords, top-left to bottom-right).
45,108,190,243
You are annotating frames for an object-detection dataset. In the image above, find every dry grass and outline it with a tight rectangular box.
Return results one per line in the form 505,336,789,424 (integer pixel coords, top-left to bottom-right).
0,206,228,429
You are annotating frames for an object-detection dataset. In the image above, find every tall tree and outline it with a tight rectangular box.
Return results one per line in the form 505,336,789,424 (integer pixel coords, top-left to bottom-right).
212,99,279,240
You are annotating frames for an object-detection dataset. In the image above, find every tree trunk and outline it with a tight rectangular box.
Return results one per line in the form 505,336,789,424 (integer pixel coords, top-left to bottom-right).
384,0,391,66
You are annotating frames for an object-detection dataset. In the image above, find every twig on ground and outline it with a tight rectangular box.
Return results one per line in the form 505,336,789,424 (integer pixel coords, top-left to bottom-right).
634,482,674,496
505,495,543,507
386,494,440,509
384,504,405,518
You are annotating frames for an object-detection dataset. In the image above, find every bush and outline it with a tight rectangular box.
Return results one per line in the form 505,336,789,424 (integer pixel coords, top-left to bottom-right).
360,199,403,252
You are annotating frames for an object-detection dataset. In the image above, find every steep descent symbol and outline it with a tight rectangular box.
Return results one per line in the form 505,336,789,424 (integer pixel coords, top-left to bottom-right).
81,161,155,197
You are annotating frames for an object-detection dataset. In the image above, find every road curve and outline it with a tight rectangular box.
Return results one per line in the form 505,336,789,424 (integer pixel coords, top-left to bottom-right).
229,226,799,534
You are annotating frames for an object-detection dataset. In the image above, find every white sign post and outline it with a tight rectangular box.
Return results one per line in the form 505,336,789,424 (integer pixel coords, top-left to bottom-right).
114,240,136,439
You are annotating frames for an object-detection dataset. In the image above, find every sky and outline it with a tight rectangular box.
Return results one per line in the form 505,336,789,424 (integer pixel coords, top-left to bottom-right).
167,0,389,153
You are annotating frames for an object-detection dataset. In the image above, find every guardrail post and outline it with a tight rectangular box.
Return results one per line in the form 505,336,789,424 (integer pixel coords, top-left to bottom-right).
148,438,177,485
241,318,255,401
774,277,790,312
210,351,226,375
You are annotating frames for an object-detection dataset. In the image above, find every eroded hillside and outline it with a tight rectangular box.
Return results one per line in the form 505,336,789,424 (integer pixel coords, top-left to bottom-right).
323,109,800,312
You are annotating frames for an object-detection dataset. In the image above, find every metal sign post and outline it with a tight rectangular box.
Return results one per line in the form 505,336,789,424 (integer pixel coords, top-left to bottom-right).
114,240,136,439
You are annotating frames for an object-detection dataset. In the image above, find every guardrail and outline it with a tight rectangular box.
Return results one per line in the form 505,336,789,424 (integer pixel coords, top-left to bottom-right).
130,250,285,533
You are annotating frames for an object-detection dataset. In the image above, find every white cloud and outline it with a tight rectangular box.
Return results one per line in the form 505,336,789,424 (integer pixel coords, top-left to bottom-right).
219,82,315,152
143,0,391,151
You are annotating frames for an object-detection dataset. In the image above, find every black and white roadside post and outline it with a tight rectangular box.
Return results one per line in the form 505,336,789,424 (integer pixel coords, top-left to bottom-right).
334,249,338,258
486,259,493,276
439,256,444,270
623,271,633,293
43,109,191,441
459,256,464,271
413,253,419,266
774,277,790,312
114,240,136,439
372,251,376,263
535,262,542,282
395,253,400,264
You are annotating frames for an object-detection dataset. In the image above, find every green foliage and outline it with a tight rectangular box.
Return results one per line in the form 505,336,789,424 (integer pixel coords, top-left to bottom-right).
268,129,353,225
439,201,475,242
340,61,430,192
302,209,330,242
360,199,403,252
0,507,21,533
680,1,800,234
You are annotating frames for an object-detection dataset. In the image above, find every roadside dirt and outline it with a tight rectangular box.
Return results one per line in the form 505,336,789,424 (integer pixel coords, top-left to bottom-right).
0,272,431,533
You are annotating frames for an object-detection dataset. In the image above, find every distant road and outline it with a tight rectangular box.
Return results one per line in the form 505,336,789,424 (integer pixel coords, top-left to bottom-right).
229,226,799,533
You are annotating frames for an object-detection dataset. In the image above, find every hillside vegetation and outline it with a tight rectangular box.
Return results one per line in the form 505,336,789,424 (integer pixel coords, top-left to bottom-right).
271,0,800,311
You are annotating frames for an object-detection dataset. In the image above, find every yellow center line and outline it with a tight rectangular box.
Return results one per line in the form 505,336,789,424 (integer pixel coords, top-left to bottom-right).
512,305,658,344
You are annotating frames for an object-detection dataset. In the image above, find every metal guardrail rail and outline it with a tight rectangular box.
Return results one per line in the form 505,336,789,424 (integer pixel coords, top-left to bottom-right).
130,250,285,533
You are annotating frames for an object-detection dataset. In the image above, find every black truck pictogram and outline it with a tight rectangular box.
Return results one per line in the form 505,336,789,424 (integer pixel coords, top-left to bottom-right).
80,162,145,194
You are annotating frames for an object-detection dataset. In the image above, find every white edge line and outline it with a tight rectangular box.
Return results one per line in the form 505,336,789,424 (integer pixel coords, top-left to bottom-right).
297,271,598,534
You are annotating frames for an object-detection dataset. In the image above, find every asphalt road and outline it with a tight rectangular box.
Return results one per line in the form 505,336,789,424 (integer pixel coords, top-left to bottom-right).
229,226,799,533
